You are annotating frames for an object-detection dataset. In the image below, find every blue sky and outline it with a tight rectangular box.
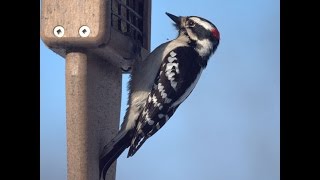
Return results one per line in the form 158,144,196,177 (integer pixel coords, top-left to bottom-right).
40,0,279,179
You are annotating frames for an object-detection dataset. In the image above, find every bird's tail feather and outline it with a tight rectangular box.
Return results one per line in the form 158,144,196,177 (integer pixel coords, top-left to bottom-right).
99,130,131,180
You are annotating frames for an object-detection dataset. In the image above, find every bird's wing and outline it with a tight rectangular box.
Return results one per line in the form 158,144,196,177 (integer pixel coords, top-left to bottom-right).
127,46,204,156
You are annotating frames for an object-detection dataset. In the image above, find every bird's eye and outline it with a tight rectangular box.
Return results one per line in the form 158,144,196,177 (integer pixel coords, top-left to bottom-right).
188,20,195,27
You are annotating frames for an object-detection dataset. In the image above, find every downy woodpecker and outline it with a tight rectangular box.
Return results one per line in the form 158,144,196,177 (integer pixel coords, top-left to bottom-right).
100,12,220,179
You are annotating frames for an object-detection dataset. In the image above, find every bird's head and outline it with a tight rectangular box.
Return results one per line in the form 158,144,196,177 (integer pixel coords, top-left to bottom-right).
166,12,220,57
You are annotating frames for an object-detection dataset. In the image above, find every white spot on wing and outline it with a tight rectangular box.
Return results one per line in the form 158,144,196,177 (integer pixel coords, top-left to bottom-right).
162,93,167,98
165,51,180,90
170,81,177,89
158,83,167,98
137,121,142,130
156,123,161,129
165,71,175,80
170,51,177,57
158,114,164,119
165,98,172,104
142,109,147,117
145,113,151,121
166,62,179,74
145,112,154,125
158,83,164,91
152,95,158,104
165,115,169,122
147,119,154,125
168,51,177,62
168,56,177,63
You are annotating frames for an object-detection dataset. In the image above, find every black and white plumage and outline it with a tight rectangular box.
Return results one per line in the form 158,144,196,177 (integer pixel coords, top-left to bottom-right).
100,12,220,179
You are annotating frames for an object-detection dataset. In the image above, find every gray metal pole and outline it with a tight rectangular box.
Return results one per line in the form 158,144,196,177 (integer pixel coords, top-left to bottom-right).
65,52,121,180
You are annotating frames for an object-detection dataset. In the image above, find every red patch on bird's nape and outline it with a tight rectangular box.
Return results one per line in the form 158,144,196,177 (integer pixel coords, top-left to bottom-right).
211,28,220,40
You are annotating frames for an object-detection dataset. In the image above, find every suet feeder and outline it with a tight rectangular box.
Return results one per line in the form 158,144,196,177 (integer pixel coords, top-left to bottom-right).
40,0,151,180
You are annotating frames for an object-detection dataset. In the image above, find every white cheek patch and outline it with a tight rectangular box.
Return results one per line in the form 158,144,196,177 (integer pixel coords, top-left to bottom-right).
196,39,213,57
186,28,213,57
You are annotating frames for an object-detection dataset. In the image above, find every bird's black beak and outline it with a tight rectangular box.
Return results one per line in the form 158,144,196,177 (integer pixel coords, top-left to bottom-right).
166,12,181,26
